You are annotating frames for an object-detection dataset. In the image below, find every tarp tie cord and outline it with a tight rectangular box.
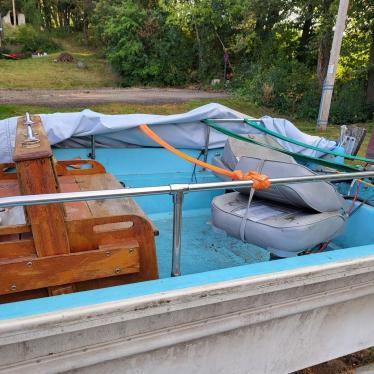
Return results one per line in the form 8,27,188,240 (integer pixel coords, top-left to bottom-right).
138,124,271,190
203,119,359,173
239,188,255,242
243,118,374,164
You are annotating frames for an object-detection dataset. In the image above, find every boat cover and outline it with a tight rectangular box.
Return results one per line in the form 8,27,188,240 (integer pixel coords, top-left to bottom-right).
212,192,346,257
0,103,336,163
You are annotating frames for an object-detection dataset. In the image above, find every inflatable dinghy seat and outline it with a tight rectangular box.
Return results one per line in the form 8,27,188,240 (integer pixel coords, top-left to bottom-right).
211,135,348,257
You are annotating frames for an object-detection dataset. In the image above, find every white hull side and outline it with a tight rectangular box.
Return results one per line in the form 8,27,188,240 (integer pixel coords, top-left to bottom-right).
1,255,374,374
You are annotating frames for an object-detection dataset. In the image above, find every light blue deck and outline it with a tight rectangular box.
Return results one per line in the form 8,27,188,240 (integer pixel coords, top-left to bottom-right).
151,209,269,278
1,147,373,320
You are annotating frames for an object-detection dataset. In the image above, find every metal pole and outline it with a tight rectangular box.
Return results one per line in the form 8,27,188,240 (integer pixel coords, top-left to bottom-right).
202,126,211,168
316,0,349,131
1,171,374,208
90,135,96,160
1,170,374,277
171,188,185,276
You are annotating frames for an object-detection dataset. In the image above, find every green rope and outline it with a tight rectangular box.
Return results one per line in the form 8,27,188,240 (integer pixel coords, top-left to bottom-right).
244,118,374,164
203,119,359,172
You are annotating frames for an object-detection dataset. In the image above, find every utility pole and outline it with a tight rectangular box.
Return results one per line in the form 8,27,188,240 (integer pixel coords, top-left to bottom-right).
316,0,349,131
11,0,16,27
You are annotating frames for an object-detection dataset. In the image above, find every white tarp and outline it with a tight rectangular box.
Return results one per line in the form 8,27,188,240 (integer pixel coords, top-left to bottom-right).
0,103,336,163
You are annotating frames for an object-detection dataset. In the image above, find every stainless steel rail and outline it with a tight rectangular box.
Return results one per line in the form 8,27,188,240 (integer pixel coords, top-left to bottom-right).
1,170,374,276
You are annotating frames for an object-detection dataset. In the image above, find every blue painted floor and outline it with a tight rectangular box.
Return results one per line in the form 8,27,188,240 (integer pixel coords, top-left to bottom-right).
150,209,270,278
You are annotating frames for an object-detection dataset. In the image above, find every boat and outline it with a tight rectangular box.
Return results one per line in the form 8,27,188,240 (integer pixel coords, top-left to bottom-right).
0,103,373,373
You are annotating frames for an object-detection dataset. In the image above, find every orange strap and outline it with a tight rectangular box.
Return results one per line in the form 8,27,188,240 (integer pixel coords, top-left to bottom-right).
139,124,270,190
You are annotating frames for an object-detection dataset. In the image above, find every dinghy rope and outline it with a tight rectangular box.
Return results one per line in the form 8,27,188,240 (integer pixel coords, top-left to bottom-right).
138,124,271,190
203,119,360,172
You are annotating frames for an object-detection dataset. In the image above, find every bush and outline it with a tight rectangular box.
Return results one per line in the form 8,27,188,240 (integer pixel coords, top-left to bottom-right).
93,0,195,86
234,58,370,125
330,79,370,124
4,25,60,53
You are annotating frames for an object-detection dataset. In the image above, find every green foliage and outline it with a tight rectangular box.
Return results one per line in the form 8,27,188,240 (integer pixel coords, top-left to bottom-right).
330,79,370,124
234,58,318,118
234,56,371,124
21,0,42,28
3,25,60,53
1,0,374,124
93,0,194,86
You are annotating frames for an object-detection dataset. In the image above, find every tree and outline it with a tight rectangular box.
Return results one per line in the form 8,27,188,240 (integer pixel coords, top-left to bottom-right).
316,0,336,86
349,0,374,112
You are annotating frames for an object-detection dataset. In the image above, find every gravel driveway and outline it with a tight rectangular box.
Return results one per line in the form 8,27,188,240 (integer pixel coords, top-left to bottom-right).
0,88,229,107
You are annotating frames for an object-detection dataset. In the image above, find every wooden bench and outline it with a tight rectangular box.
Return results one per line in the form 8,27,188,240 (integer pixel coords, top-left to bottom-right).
0,115,158,303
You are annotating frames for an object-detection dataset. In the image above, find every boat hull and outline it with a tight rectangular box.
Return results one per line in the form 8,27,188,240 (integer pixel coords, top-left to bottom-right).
1,249,374,374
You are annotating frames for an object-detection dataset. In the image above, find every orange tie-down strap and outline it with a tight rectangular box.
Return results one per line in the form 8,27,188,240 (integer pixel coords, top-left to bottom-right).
139,124,271,190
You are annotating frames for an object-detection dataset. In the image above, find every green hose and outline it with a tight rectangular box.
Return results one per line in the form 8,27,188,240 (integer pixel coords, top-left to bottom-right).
244,118,373,164
203,119,359,172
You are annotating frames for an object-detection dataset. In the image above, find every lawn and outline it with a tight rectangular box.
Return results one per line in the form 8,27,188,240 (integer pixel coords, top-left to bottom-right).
0,36,120,89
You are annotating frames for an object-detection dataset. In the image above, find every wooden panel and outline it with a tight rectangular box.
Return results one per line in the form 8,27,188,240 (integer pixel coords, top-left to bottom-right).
0,179,24,240
0,241,140,295
0,224,30,244
0,239,35,259
0,224,30,236
66,215,159,289
16,158,71,257
56,160,106,176
74,173,159,235
13,116,52,162
0,163,17,180
13,115,70,257
345,125,367,156
0,179,20,197
59,175,92,221
66,215,139,252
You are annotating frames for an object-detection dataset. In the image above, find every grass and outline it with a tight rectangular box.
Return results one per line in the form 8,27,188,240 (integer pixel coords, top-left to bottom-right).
0,97,373,156
0,36,119,89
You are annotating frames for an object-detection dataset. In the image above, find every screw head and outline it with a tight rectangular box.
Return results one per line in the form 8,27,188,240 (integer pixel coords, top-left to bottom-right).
10,285,17,291
26,261,32,267
114,267,121,274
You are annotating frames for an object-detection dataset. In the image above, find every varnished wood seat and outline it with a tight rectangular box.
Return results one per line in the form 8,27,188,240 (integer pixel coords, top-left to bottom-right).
0,115,158,303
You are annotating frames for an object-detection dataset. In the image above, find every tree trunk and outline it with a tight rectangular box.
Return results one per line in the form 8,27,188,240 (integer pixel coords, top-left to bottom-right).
194,21,204,79
367,29,374,110
297,4,314,62
317,0,334,86
317,36,332,85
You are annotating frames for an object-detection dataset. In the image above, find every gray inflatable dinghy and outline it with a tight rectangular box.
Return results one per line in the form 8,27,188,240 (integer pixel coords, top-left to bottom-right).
211,135,348,257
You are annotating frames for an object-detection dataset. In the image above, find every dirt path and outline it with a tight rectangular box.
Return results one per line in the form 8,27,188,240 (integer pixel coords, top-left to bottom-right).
0,88,229,107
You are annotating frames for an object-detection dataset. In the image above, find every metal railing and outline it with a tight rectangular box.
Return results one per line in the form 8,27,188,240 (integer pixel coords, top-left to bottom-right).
1,170,374,276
